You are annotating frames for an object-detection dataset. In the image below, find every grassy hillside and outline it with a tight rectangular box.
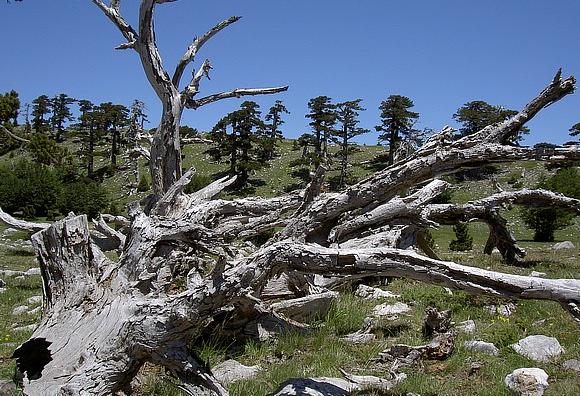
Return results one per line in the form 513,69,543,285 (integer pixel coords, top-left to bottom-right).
0,140,579,395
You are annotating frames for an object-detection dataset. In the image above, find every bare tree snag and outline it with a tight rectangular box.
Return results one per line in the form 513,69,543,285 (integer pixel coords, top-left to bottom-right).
92,0,288,195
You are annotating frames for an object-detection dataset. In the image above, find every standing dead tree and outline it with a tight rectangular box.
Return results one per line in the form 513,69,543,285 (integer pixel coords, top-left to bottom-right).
92,0,288,195
1,2,579,395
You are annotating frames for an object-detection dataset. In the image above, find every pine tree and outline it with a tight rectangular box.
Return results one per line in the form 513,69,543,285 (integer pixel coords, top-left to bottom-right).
306,96,336,164
77,100,98,177
333,99,369,189
449,222,473,251
98,102,129,167
453,100,529,143
569,123,580,137
31,95,51,134
0,90,20,126
261,100,289,160
49,93,76,141
521,167,580,241
375,95,419,166
207,101,269,189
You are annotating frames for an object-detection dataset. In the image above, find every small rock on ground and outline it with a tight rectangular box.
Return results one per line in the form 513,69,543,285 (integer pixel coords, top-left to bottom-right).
12,324,36,332
0,380,17,396
12,305,30,316
27,295,42,305
552,241,575,250
486,303,515,317
24,267,41,276
504,368,549,396
562,359,580,372
455,320,476,333
0,279,5,288
213,360,261,386
511,335,564,362
372,302,411,318
464,340,499,356
355,284,400,300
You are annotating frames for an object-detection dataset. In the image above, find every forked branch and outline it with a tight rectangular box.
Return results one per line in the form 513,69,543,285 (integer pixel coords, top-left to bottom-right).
173,16,241,87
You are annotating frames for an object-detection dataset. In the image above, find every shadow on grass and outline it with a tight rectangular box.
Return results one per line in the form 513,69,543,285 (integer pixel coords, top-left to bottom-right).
364,153,390,172
5,248,35,257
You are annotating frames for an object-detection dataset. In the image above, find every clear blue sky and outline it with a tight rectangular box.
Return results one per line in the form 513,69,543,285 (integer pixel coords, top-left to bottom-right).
1,0,579,145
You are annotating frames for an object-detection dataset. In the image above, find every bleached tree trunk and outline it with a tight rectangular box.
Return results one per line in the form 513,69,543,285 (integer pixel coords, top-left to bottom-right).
92,0,287,194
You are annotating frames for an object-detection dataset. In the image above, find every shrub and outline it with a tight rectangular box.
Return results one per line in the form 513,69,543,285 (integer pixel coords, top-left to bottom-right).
449,222,473,251
521,167,580,241
432,189,453,204
0,160,62,217
27,134,70,167
58,179,108,220
137,174,151,192
184,174,213,194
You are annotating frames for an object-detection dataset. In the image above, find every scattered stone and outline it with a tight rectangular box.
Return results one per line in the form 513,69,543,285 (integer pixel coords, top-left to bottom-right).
355,284,400,300
0,278,5,288
504,368,549,396
464,341,499,356
12,324,36,332
3,227,17,235
444,287,453,295
552,241,575,250
340,318,376,344
270,291,338,323
0,269,25,277
562,359,580,372
24,267,41,276
0,380,17,396
212,360,261,386
455,320,476,334
529,271,547,278
486,303,515,317
27,295,42,305
372,302,411,319
511,335,564,362
12,305,30,316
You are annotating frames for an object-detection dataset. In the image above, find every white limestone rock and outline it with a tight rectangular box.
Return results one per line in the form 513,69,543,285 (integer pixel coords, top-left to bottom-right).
212,360,261,386
355,284,400,300
464,340,499,356
511,335,564,362
562,359,580,372
12,305,30,316
504,368,549,396
27,295,42,305
552,241,575,250
455,320,476,334
372,302,411,319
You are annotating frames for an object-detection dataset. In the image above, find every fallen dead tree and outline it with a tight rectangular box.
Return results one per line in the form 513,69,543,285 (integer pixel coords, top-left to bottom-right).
2,1,579,395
